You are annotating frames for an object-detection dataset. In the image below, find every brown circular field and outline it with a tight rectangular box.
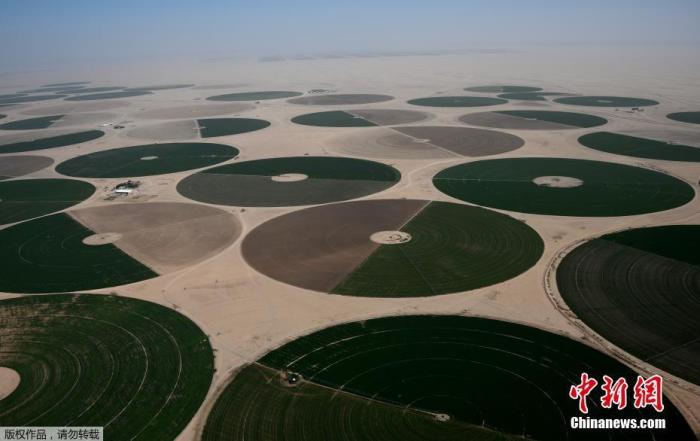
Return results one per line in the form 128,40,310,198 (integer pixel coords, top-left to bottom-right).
22,101,130,115
131,103,254,119
334,125,524,159
288,94,394,105
0,155,54,180
242,199,543,297
0,202,241,293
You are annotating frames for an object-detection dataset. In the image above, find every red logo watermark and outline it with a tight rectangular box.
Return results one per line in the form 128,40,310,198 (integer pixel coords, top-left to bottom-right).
569,373,664,414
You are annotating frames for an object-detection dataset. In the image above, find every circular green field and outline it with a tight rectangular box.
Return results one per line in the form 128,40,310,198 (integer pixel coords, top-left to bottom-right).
667,111,700,125
65,90,152,101
58,86,125,94
206,91,302,101
557,225,700,386
554,96,659,107
0,130,105,153
127,84,194,91
464,85,542,93
202,315,694,441
0,212,158,293
198,118,270,137
579,132,700,162
408,96,507,107
0,94,67,104
459,110,607,130
0,178,95,225
56,142,238,178
0,293,214,441
242,199,543,296
43,81,90,87
178,156,400,207
497,92,570,101
433,158,694,216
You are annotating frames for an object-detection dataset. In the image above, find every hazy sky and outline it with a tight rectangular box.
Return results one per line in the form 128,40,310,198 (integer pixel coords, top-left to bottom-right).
2,0,699,69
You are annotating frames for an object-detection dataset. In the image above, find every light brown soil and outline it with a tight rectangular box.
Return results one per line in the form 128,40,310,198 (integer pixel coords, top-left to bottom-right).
132,103,254,119
127,120,199,140
0,155,53,179
0,367,20,400
242,200,428,292
460,112,575,130
69,202,241,274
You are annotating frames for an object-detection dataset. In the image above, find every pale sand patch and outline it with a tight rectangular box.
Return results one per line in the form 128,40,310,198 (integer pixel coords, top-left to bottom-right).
349,109,430,126
52,112,118,128
127,120,199,140
533,176,583,188
21,101,130,115
140,156,158,160
132,103,254,119
82,232,122,245
69,203,241,274
271,173,308,182
0,367,20,400
370,231,412,244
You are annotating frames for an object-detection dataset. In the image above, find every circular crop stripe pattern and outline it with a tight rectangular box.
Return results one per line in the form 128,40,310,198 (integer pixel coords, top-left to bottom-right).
408,96,507,107
242,199,543,296
433,158,694,217
554,96,659,107
0,202,240,293
0,294,214,441
557,225,700,386
178,156,400,207
0,130,105,153
0,178,95,225
464,85,543,93
287,94,394,105
56,142,238,178
579,132,700,162
667,111,700,125
460,110,607,130
202,315,694,441
207,91,302,101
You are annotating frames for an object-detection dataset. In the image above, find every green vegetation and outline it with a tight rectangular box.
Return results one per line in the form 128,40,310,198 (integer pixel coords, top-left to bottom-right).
0,130,105,153
127,84,194,91
433,158,694,216
495,110,607,128
667,111,700,124
0,178,95,224
408,96,507,107
0,115,64,130
497,92,568,101
197,118,271,137
579,131,700,161
0,293,214,441
558,225,700,386
0,213,157,292
56,142,238,178
333,202,543,297
0,94,67,104
202,156,399,181
203,315,695,441
65,90,152,101
58,86,124,94
291,111,376,127
554,96,659,107
42,81,90,87
207,91,302,101
464,85,542,93
603,225,700,265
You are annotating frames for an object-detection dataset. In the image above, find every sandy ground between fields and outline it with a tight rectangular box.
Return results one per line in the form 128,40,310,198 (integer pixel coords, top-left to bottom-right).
0,47,699,439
